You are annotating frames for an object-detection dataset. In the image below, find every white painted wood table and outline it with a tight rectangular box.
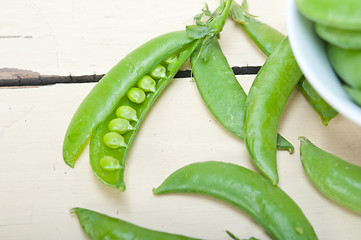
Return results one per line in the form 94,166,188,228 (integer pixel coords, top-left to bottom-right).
1,0,361,239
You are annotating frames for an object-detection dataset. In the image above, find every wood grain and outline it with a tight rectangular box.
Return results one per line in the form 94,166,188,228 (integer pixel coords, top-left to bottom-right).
1,0,361,240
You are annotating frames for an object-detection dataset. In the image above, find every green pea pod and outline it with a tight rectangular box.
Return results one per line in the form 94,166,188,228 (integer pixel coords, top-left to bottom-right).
295,0,361,30
89,41,200,189
230,0,338,126
86,0,234,189
190,36,294,153
244,37,303,185
63,31,196,167
153,161,318,240
72,207,201,240
299,137,361,214
328,44,361,90
315,23,361,50
297,78,338,126
344,85,361,106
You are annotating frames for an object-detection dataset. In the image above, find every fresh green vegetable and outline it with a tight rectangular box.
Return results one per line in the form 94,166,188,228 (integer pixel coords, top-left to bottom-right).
137,75,157,92
190,36,294,152
81,0,234,189
295,0,361,30
116,106,138,122
299,137,361,214
344,85,361,106
244,37,303,185
297,78,338,126
315,23,361,50
328,44,361,90
72,207,201,240
63,31,197,168
154,161,318,240
230,0,338,126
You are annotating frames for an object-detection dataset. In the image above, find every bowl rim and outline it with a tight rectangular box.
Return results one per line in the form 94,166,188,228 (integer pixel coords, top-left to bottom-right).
287,0,361,126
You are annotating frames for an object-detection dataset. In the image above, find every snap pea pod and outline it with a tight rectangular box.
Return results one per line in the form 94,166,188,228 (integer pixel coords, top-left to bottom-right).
327,44,361,90
63,31,197,167
88,0,234,189
190,36,294,153
315,23,361,50
295,0,361,31
344,85,361,106
89,42,199,189
244,37,303,185
230,0,338,126
299,137,361,214
72,207,201,240
153,161,318,240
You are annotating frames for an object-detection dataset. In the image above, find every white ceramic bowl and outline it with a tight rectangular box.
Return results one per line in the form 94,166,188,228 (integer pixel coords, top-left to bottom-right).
287,0,361,126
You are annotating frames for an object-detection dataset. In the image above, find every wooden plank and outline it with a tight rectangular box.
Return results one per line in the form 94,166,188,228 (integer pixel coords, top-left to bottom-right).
1,75,361,239
0,0,286,76
1,0,361,239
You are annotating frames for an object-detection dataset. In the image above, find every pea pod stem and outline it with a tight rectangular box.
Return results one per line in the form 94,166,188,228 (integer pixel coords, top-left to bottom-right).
230,0,338,126
190,36,294,153
244,37,303,185
299,137,361,214
72,207,201,240
63,31,196,167
153,161,318,240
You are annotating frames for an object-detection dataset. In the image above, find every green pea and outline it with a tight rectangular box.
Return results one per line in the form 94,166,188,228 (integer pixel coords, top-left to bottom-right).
137,75,156,92
116,105,138,122
127,87,146,104
149,64,167,79
164,54,178,65
108,118,133,134
103,132,127,149
100,156,121,171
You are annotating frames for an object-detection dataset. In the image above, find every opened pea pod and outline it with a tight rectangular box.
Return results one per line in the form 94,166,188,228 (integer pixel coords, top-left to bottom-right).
63,0,234,189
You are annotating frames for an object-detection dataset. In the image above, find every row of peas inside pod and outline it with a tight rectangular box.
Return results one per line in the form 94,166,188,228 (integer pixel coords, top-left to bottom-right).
295,0,361,105
99,60,177,172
